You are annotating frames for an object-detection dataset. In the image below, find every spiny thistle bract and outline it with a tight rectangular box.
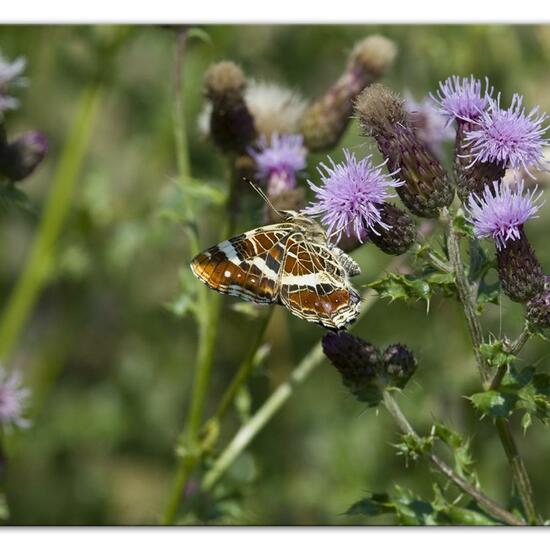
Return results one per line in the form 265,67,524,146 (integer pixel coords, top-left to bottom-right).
526,276,550,329
356,83,454,218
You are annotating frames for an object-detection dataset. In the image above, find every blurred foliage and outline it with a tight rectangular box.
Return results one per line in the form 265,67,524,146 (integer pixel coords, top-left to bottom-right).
1,24,550,525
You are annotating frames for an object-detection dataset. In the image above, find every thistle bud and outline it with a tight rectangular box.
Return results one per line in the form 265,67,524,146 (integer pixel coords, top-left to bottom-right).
356,84,454,218
300,35,397,152
496,228,544,303
322,332,383,407
526,277,550,329
203,61,256,154
382,344,417,389
0,131,48,182
467,181,545,303
366,203,416,255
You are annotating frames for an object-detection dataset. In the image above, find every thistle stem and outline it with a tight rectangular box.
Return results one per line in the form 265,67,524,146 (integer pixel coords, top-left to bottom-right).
212,309,273,422
446,216,540,525
446,224,490,384
382,391,525,526
0,85,103,361
506,324,531,356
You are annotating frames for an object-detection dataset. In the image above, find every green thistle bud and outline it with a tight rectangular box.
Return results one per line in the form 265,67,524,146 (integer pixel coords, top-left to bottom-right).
526,277,550,329
322,332,383,407
367,203,416,255
355,84,454,218
382,344,417,389
300,35,397,152
454,121,505,202
497,227,544,303
203,61,256,154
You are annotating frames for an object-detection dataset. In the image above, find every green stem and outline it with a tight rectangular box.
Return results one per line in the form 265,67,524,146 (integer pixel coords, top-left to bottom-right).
0,85,103,361
212,309,273,423
495,418,540,525
446,224,489,385
382,391,525,526
201,255,408,493
202,339,325,492
446,216,540,525
162,306,272,524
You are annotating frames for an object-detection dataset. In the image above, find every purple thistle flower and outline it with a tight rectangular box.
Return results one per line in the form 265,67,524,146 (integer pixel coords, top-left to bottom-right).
464,94,550,176
466,180,544,250
303,149,402,243
0,365,31,430
430,75,492,121
248,133,306,195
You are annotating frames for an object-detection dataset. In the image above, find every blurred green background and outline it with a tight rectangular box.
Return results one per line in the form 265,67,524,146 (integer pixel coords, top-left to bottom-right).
1,24,550,525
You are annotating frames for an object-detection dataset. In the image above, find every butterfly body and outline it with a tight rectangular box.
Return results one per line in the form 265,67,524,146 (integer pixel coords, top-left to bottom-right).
190,211,361,330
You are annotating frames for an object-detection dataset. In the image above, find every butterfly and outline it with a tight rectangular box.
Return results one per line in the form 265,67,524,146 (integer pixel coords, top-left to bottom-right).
190,208,362,331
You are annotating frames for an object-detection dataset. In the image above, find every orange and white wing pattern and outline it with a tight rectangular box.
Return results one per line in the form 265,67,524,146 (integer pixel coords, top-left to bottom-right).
278,235,361,330
190,223,295,304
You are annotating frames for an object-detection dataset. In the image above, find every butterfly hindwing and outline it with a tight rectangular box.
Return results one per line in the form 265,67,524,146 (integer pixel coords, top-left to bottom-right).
278,237,361,330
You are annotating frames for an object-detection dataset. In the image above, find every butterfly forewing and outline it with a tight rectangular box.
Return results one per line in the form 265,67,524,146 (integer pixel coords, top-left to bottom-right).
190,224,294,303
190,213,361,330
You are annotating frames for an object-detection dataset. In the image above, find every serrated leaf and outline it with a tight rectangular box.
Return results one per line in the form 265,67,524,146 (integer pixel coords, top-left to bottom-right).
469,390,518,417
346,493,392,517
368,270,455,308
479,340,515,369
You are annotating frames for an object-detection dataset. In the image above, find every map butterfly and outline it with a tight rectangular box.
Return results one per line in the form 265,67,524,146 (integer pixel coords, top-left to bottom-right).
190,210,361,330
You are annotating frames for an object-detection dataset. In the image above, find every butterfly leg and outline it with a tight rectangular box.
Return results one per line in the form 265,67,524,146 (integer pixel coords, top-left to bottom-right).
331,246,361,277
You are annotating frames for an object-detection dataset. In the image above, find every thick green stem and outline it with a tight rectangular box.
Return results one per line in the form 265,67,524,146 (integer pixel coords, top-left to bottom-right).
0,85,103,361
382,391,524,526
163,306,272,524
446,225,489,385
495,418,540,525
446,216,540,525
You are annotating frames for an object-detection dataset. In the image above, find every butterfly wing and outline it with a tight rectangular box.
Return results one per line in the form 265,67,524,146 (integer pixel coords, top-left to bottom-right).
278,235,361,330
190,223,294,304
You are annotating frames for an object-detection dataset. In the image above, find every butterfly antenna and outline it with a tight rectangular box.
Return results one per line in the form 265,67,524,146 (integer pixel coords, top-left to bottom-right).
247,180,285,219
